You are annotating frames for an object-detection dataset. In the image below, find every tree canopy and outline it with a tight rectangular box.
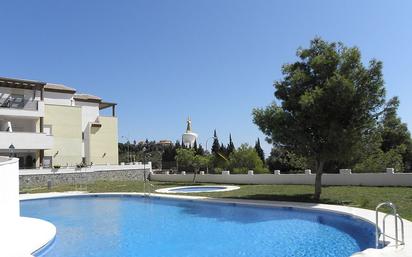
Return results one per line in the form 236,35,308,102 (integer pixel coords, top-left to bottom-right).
229,144,268,174
253,38,389,200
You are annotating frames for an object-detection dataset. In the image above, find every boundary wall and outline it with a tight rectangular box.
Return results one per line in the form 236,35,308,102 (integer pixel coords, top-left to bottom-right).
151,169,412,186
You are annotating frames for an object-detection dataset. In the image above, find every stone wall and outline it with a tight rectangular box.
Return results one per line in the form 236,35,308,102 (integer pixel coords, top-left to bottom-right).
20,169,146,189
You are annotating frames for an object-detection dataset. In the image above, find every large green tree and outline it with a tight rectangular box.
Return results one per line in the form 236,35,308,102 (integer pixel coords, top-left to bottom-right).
353,97,412,172
175,148,195,172
253,38,388,200
267,147,307,172
379,97,412,169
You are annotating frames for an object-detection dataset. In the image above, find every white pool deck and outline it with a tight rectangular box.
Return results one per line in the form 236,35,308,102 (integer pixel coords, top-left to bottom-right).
19,191,412,257
2,216,56,257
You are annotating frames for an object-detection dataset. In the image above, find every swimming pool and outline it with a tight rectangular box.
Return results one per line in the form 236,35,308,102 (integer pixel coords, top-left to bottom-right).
156,185,240,193
21,195,376,257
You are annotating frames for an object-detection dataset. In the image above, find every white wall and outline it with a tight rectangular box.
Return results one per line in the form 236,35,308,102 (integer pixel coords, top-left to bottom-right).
75,101,99,158
75,101,100,130
19,162,152,175
0,157,19,222
151,172,412,187
44,91,74,106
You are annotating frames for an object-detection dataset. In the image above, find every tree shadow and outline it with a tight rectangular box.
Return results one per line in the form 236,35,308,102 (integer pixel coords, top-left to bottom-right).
219,193,345,205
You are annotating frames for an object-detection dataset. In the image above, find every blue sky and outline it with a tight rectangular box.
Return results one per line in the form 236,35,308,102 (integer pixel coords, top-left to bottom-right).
1,1,411,155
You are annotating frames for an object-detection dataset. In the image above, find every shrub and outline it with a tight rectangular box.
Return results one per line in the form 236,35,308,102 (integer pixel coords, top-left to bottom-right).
229,144,269,174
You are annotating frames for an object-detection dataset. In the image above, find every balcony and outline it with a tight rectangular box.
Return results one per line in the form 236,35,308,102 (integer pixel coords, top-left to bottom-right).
0,98,45,118
0,131,53,150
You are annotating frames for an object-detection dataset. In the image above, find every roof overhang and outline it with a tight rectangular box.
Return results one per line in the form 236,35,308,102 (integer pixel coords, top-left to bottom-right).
0,77,46,90
99,101,117,110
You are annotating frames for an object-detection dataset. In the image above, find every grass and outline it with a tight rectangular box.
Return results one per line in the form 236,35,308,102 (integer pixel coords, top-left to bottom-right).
20,181,412,221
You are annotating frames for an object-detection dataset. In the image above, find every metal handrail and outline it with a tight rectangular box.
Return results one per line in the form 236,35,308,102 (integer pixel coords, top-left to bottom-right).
143,178,155,197
375,202,405,248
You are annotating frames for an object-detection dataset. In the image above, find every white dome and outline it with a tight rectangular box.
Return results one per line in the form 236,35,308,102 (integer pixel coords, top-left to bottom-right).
183,131,198,147
182,118,198,147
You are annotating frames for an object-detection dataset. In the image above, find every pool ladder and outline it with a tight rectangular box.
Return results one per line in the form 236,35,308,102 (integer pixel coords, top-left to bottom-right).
143,180,155,197
375,202,405,248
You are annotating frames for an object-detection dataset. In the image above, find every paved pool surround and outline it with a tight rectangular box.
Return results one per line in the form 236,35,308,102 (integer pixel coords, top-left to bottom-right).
0,157,56,257
20,192,412,257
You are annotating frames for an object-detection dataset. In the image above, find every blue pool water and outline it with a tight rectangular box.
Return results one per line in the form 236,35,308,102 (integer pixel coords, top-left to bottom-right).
21,196,376,257
170,186,227,192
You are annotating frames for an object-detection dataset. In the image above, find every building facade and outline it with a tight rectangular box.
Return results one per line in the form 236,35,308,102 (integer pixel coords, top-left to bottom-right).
0,77,118,168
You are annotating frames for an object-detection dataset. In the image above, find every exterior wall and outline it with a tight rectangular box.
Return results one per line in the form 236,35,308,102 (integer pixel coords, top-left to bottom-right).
87,116,118,165
44,104,83,167
44,91,74,106
0,157,19,221
76,101,100,130
76,101,99,158
151,172,412,187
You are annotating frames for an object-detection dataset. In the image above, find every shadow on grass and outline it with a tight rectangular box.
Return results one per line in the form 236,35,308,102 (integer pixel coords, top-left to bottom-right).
219,193,346,205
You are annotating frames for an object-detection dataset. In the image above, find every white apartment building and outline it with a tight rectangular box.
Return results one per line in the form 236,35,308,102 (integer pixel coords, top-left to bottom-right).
0,77,118,168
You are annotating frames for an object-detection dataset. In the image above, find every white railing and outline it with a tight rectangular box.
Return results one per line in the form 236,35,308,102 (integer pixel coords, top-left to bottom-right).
0,100,44,117
20,162,152,175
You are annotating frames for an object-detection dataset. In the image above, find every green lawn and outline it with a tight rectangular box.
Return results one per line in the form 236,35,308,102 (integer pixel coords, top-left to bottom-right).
20,181,412,221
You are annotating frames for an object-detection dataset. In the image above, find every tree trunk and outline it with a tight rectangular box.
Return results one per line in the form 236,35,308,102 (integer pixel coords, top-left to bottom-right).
193,169,198,183
314,160,324,201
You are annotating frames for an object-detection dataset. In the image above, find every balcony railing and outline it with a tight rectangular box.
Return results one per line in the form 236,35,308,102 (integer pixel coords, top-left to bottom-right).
0,98,44,118
0,131,53,150
0,98,38,111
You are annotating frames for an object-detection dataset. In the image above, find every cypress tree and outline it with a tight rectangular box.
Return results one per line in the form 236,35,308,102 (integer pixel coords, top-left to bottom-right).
196,144,205,156
211,129,220,155
193,140,198,151
255,138,265,163
220,143,227,156
227,133,235,155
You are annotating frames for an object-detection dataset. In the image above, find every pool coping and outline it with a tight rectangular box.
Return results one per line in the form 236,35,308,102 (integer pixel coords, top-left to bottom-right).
155,185,240,193
2,216,56,257
20,192,412,257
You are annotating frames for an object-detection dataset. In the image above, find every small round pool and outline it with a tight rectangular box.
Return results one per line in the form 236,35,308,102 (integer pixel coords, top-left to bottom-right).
156,185,240,193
